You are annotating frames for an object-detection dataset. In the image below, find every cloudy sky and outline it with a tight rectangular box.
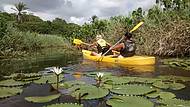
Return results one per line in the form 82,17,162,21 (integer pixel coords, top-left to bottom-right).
0,0,156,25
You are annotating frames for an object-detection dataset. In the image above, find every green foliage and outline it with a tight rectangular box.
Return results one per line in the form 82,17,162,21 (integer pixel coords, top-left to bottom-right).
0,79,29,87
107,96,154,107
152,81,185,90
0,87,22,99
45,103,83,107
34,74,64,84
69,85,109,100
158,98,190,107
0,16,8,38
110,84,155,95
25,94,61,103
58,80,86,89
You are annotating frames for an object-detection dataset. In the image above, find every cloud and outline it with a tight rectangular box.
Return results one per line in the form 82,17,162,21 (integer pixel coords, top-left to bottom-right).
0,0,156,24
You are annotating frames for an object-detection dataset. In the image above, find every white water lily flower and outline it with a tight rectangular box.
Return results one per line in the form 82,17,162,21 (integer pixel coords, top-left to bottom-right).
52,67,63,75
96,72,104,78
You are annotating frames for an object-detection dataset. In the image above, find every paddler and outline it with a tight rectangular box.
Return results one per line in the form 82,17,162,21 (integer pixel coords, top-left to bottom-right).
90,34,113,56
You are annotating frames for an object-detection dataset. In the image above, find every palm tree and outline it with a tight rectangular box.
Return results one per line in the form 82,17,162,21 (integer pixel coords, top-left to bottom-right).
11,2,28,23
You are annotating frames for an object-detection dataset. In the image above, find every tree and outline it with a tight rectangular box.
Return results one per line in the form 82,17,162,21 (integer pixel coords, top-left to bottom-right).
91,15,98,23
11,2,29,23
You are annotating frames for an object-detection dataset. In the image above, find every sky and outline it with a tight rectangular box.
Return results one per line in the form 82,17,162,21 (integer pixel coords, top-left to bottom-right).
0,0,156,25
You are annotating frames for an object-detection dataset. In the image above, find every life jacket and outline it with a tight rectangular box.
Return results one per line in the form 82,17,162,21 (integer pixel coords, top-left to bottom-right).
120,40,136,57
96,39,110,54
97,39,107,47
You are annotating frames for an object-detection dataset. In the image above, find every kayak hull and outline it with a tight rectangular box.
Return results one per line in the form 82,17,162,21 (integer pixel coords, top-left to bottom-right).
82,50,156,66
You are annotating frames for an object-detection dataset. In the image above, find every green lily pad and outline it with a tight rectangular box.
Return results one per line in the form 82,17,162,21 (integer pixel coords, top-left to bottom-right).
111,84,155,95
0,79,29,87
0,87,23,99
4,73,42,79
152,81,185,90
158,99,190,107
45,103,83,107
134,77,160,84
157,75,190,82
85,72,112,77
104,76,136,85
25,94,61,103
59,80,86,89
159,92,176,99
34,74,64,84
69,85,109,100
107,95,154,107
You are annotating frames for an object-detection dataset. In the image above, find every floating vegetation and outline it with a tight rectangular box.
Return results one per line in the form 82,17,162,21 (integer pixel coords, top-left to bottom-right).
25,93,61,103
133,77,160,84
152,81,185,90
159,92,176,99
58,80,86,89
163,58,190,70
157,75,190,82
158,99,190,107
45,103,83,107
0,87,22,99
110,84,155,96
106,95,154,107
0,79,29,87
4,73,42,79
34,74,64,84
69,85,109,100
104,76,135,85
85,72,112,77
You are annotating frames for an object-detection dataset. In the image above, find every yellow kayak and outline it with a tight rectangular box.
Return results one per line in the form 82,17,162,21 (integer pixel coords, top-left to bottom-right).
82,50,156,66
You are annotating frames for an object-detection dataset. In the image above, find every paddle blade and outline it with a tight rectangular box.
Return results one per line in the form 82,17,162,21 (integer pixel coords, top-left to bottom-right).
73,39,83,45
130,22,144,33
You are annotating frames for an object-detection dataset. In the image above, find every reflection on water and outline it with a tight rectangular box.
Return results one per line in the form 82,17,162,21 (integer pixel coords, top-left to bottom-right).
0,48,81,80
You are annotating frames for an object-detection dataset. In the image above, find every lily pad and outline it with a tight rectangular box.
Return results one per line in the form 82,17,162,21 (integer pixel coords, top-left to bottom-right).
111,84,155,95
85,72,112,77
45,103,83,107
69,85,109,100
34,74,64,84
104,76,135,85
134,77,160,84
152,81,185,90
159,92,176,99
25,94,61,103
0,79,29,87
107,95,154,107
157,75,190,82
158,99,190,107
59,80,86,89
0,87,22,99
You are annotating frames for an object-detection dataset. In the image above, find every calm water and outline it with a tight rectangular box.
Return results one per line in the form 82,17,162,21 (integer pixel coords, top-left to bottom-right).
0,49,190,107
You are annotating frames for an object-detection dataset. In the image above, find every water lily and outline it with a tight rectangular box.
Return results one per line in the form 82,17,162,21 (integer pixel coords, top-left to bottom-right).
96,72,104,78
96,72,104,87
52,67,63,75
52,67,63,90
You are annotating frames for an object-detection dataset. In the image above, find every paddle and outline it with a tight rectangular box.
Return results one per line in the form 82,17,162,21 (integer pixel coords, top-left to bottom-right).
98,21,144,61
73,39,90,46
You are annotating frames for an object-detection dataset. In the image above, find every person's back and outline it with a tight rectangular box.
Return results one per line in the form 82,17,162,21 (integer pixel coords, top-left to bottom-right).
120,39,136,57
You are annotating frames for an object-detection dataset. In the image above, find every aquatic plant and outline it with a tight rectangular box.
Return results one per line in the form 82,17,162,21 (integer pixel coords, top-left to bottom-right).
69,85,109,100
110,84,155,95
4,73,42,80
34,74,64,84
85,72,112,77
52,67,63,90
158,98,190,107
152,81,185,90
104,76,135,85
0,87,22,99
162,59,190,70
45,103,83,107
58,80,86,89
106,95,154,107
157,75,190,82
25,93,61,103
0,79,28,87
96,72,104,87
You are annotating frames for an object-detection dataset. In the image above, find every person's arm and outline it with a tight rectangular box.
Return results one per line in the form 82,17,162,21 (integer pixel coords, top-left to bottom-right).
111,43,125,50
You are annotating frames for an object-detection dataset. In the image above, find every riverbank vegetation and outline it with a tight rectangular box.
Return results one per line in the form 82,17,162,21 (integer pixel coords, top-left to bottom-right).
0,0,190,59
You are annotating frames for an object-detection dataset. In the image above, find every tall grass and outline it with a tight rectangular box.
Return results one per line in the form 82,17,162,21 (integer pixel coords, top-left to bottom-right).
0,25,73,58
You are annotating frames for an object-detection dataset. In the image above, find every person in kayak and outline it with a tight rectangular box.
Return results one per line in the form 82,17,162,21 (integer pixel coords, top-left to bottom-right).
90,34,113,56
111,32,136,58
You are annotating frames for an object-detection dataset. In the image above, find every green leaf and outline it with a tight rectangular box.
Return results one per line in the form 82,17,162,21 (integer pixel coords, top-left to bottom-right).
111,84,155,95
0,87,22,99
25,93,61,103
107,96,154,107
0,79,29,87
45,103,83,107
69,85,109,99
34,74,64,84
152,81,185,90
